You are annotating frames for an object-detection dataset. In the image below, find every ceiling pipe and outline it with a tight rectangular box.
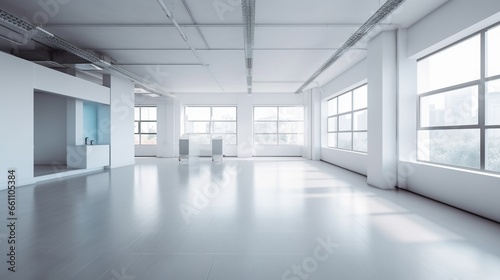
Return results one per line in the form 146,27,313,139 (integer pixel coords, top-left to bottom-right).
242,0,256,94
156,0,225,93
180,0,210,49
295,0,407,94
0,8,174,98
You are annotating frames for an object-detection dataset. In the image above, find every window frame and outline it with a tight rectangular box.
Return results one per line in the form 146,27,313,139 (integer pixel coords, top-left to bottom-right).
416,22,500,173
253,106,305,146
184,106,238,145
327,84,368,153
135,105,158,146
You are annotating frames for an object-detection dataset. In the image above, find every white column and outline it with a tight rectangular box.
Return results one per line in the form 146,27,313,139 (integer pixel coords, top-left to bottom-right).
311,88,322,161
397,28,418,188
237,94,254,158
67,99,83,146
103,74,135,168
302,89,312,159
367,30,398,189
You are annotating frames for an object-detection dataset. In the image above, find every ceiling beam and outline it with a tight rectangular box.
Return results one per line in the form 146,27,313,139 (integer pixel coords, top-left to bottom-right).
295,0,407,93
41,23,396,28
156,0,225,92
94,47,368,51
253,81,304,84
116,63,204,66
180,0,210,49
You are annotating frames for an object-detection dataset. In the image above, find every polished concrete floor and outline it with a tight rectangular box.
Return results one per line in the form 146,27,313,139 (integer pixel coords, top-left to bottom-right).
0,157,499,280
34,164,77,177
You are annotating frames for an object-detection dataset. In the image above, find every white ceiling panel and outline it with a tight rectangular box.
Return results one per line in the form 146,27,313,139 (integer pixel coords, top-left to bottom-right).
0,0,452,94
44,26,206,50
253,50,332,81
256,0,380,24
122,65,224,93
255,26,356,49
198,27,244,49
0,0,193,24
182,0,243,24
252,82,304,93
100,50,199,65
197,50,247,92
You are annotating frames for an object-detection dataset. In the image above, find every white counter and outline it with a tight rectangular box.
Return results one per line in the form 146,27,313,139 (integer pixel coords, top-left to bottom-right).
67,145,110,169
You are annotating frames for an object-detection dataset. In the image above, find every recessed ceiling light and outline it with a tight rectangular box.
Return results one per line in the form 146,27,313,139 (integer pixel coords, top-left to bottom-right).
134,88,150,94
74,63,103,71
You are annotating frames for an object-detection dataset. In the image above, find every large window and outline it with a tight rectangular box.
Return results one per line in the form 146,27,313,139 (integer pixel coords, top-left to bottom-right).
417,23,500,173
254,106,304,145
327,84,368,153
135,106,157,145
185,106,237,145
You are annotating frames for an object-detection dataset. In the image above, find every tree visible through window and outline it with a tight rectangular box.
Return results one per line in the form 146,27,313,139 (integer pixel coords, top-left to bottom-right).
327,84,368,153
417,23,500,173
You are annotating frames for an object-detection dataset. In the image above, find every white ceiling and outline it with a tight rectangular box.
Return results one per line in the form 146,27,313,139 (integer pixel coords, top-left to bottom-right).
0,0,448,94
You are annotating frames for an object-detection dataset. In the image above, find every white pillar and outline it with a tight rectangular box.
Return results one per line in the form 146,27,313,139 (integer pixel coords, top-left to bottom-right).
103,74,135,168
67,99,83,146
397,29,418,188
311,88,322,161
303,89,312,159
367,31,398,189
237,94,254,158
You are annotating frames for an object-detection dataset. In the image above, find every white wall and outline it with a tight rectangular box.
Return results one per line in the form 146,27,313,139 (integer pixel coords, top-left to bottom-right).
34,92,67,164
320,59,368,175
174,92,304,157
0,51,110,189
34,64,109,105
322,149,368,175
399,1,500,222
408,0,500,59
0,52,35,188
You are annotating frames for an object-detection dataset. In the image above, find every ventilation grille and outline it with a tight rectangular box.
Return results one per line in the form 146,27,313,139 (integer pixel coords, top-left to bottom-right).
295,0,407,93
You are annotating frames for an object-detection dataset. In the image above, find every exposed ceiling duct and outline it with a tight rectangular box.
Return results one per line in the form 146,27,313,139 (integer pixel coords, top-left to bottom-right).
295,0,407,94
242,0,256,94
156,0,225,93
0,8,173,97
